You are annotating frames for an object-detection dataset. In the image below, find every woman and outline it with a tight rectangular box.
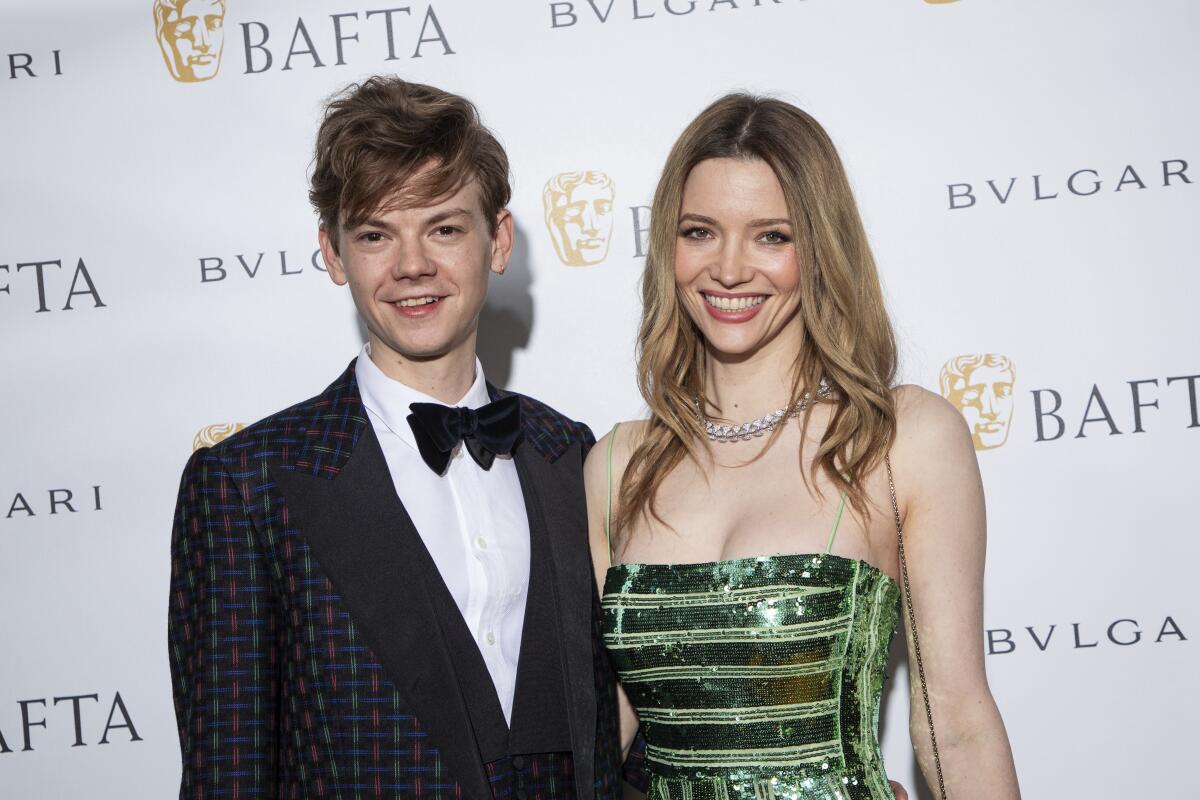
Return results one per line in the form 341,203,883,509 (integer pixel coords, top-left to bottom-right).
584,94,1020,800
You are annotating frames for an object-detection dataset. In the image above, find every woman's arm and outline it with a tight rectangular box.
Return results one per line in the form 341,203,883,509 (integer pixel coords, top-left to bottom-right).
891,386,1021,799
584,424,642,757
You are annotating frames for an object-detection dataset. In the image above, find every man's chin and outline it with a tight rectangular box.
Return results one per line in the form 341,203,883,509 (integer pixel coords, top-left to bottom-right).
366,305,478,366
378,342,454,362
371,332,463,364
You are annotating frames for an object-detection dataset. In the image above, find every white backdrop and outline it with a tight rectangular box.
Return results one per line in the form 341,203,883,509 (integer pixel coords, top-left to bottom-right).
1,1,1197,797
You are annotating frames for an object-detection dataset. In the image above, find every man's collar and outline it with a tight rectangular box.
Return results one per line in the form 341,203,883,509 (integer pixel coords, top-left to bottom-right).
354,343,490,451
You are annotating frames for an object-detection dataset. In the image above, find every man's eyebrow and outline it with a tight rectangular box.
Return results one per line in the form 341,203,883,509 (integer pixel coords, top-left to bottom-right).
358,217,398,232
425,208,474,225
352,208,476,231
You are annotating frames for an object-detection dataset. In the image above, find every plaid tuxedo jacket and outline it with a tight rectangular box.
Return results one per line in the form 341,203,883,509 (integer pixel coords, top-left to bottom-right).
168,361,625,800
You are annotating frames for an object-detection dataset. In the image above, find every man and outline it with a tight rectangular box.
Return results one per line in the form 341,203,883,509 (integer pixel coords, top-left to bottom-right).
168,77,622,800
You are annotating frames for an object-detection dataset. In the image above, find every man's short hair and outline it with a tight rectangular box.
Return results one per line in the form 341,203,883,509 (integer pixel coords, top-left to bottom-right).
309,76,511,249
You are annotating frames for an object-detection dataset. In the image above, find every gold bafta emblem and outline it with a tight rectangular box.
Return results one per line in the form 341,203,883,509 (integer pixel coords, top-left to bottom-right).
193,423,245,451
940,355,1015,451
543,171,616,267
154,0,226,83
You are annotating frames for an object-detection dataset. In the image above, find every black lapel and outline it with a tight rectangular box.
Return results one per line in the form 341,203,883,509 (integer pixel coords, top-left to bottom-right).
507,462,572,756
513,441,596,800
270,422,492,800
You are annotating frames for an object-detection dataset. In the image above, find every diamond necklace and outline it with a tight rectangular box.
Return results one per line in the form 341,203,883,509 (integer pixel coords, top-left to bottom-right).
698,379,832,443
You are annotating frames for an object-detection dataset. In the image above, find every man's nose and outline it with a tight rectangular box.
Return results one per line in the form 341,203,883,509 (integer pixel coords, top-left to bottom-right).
392,243,437,280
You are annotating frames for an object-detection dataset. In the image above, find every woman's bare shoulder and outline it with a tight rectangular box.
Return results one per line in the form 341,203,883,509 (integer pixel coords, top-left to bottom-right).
584,418,653,487
889,383,979,497
890,383,975,463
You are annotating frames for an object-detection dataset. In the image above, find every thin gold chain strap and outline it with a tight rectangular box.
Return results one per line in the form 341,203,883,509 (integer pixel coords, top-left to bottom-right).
885,455,947,799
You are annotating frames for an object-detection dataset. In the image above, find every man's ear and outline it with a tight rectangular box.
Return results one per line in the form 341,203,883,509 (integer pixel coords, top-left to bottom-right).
318,225,348,285
490,209,514,276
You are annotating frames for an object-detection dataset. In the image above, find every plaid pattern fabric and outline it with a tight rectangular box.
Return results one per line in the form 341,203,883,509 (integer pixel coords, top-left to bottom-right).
484,752,575,800
490,387,596,463
169,361,623,800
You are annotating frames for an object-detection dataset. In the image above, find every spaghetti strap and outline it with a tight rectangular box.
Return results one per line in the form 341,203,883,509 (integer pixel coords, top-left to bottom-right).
884,456,902,539
884,456,948,797
604,422,621,567
824,491,848,555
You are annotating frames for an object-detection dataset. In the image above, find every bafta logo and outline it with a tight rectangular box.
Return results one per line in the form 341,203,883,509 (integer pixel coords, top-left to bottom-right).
154,0,226,83
543,171,615,267
193,423,245,451
940,354,1016,451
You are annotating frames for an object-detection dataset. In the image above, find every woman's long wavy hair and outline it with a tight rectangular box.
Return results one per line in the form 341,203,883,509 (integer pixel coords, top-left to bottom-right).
614,93,898,546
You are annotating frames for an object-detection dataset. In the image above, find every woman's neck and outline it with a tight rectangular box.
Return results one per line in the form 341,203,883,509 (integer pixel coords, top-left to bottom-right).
702,332,809,423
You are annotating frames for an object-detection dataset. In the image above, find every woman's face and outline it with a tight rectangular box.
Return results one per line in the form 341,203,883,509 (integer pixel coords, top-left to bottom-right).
673,157,804,361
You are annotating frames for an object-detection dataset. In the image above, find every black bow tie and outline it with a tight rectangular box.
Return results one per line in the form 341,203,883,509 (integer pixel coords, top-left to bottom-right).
406,395,522,475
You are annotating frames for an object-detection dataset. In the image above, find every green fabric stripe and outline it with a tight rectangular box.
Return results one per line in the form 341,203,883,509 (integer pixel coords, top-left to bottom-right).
636,698,839,724
618,659,841,683
605,617,849,648
643,716,839,753
647,740,840,768
607,635,840,672
601,583,840,608
604,553,867,596
604,591,850,636
622,674,839,711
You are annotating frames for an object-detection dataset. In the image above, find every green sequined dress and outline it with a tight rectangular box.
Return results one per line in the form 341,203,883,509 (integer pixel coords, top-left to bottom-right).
602,553,901,800
599,424,902,800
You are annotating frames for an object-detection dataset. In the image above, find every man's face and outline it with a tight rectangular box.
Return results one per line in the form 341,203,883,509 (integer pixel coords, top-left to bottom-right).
319,180,512,371
549,181,614,266
949,364,1015,450
159,0,225,82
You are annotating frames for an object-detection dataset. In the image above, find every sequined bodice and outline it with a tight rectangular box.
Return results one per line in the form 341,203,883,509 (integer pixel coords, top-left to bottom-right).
601,553,901,800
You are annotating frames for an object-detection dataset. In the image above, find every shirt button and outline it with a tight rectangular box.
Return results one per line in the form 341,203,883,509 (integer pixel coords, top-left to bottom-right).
511,755,526,770
485,630,496,645
475,536,488,550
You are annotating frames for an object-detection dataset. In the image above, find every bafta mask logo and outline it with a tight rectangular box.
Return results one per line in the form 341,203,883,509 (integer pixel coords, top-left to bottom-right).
193,422,245,451
940,354,1016,451
154,0,226,83
543,171,615,267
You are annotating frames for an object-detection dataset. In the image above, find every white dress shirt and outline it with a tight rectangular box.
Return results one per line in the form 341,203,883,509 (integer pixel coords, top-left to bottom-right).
355,344,531,725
